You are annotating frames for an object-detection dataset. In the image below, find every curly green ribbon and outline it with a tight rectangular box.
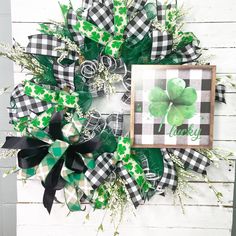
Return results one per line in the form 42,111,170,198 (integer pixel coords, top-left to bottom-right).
73,0,127,58
115,137,151,192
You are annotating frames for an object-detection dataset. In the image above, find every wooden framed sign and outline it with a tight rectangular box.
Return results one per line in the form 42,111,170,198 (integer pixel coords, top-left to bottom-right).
130,65,216,148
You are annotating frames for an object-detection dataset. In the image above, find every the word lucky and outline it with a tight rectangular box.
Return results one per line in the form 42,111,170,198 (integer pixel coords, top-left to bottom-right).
169,124,201,141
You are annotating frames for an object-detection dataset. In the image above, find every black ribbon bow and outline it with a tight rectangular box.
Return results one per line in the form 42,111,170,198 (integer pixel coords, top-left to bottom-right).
2,111,101,213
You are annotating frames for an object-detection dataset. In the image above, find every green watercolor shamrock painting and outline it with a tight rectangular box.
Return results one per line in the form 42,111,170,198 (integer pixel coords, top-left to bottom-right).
131,65,216,148
149,78,197,130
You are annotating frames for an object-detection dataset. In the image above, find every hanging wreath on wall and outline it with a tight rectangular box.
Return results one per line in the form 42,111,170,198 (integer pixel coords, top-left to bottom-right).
0,0,234,233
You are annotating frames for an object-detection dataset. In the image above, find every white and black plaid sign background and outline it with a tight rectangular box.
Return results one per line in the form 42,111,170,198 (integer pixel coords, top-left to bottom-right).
132,65,215,147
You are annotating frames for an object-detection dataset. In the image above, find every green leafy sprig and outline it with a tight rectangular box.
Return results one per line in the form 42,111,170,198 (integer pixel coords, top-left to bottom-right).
0,41,44,76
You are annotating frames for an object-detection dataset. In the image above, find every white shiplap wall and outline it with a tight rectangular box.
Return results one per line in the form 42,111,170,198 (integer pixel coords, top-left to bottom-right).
11,0,236,235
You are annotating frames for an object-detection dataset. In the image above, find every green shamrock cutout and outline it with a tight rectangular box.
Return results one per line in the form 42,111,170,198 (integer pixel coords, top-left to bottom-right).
24,86,32,95
119,7,126,14
114,15,123,27
44,93,53,102
34,86,44,95
83,21,93,31
117,144,126,155
102,32,110,42
149,78,197,130
112,40,123,49
91,31,100,41
66,95,76,105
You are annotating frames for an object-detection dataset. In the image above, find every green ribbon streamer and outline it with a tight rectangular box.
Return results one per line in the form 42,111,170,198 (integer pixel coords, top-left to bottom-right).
92,137,152,207
14,106,58,133
93,184,110,209
73,0,127,58
15,80,81,133
24,80,80,109
116,137,151,192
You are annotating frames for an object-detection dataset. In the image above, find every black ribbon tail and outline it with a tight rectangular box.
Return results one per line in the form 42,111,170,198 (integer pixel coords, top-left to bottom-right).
2,136,47,149
65,149,86,173
43,188,56,214
42,159,66,214
18,147,49,169
49,111,64,140
71,135,101,154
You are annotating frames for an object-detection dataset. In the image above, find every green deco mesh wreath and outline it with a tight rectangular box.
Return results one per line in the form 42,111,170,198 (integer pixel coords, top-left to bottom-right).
0,0,233,233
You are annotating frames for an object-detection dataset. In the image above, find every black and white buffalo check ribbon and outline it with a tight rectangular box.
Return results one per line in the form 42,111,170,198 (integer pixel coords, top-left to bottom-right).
151,30,173,61
26,8,84,60
150,1,175,61
156,0,176,25
158,148,211,191
215,84,226,103
85,153,115,189
67,8,84,46
8,62,76,122
167,149,211,175
83,0,113,10
85,153,143,207
86,0,151,45
53,62,75,92
84,0,147,19
151,2,201,61
176,43,201,63
158,149,178,191
8,84,52,123
125,9,151,45
116,162,143,207
26,35,79,61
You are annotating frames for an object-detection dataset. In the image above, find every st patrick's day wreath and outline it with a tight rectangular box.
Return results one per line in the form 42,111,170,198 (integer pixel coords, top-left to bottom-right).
0,0,235,233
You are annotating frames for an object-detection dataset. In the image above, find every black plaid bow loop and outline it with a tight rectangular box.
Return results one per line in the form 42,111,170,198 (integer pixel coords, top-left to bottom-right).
215,84,226,103
158,149,178,191
157,148,211,192
8,84,52,123
8,62,77,124
168,148,211,175
86,0,151,45
151,30,173,60
85,153,143,207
